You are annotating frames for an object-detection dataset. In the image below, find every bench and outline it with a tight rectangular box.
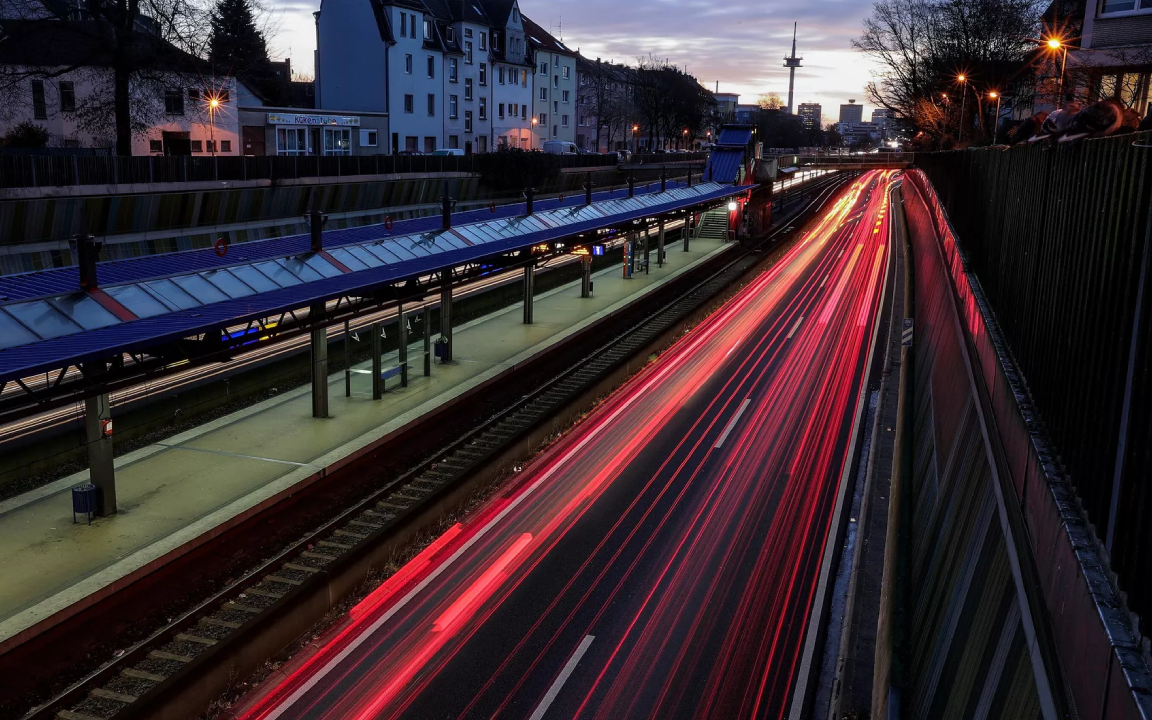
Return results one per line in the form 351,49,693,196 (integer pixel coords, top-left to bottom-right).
349,362,408,392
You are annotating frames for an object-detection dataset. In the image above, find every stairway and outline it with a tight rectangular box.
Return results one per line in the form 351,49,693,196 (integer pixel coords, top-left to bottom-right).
696,210,730,241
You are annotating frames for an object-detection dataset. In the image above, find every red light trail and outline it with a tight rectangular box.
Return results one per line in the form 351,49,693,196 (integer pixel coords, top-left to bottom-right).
235,170,897,720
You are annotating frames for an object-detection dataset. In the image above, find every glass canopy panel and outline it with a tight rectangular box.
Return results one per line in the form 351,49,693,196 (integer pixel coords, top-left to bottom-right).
302,254,343,278
434,234,467,251
4,300,82,339
327,248,368,271
403,238,434,257
342,245,385,268
278,257,324,282
106,284,170,318
254,261,302,287
454,227,491,245
49,293,119,330
0,309,41,348
230,265,281,293
144,279,200,310
173,274,229,305
361,243,401,264
200,269,255,298
382,242,417,261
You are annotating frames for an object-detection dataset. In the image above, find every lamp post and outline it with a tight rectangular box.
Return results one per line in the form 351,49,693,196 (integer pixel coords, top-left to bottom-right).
208,96,220,156
531,116,538,150
956,75,967,143
682,128,689,150
632,124,639,155
988,91,1001,144
1047,38,1069,105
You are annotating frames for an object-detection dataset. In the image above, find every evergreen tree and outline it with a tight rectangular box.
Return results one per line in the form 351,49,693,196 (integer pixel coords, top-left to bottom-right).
208,0,270,84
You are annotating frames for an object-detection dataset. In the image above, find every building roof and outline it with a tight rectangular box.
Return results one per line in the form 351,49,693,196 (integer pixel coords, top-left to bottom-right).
0,19,209,73
0,182,748,383
520,15,574,56
479,0,517,26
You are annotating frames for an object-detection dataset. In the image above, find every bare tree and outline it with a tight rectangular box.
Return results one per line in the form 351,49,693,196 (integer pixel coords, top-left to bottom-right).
758,93,785,111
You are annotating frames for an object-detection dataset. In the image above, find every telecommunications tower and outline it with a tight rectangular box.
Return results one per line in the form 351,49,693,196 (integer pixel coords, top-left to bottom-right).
784,23,802,114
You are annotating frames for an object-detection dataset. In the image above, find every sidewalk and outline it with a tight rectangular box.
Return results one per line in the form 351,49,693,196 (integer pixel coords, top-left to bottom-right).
0,234,730,648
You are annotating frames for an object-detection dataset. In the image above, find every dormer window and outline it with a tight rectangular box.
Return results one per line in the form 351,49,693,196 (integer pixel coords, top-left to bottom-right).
465,27,473,38
513,8,520,22
424,19,431,39
447,25,455,42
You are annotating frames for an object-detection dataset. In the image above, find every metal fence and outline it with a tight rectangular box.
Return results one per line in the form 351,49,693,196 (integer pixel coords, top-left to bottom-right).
629,152,709,165
916,133,1152,626
0,152,618,189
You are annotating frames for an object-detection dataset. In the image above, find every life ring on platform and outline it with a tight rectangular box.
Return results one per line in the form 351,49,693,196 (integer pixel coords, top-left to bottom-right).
384,216,394,231
214,238,229,257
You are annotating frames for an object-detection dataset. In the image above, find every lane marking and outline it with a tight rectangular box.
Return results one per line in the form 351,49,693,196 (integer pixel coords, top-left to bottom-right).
787,316,804,339
529,635,596,720
714,398,751,449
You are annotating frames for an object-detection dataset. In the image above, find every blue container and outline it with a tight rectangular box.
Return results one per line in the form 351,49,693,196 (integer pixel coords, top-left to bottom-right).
434,337,448,360
72,484,96,525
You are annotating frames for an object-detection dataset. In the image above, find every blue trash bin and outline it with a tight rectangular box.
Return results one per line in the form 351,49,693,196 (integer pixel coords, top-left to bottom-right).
434,337,448,361
72,484,96,525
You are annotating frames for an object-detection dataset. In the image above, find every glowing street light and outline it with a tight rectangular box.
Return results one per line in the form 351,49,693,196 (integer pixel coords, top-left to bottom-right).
988,91,1002,144
1045,37,1070,104
956,74,968,142
203,91,225,156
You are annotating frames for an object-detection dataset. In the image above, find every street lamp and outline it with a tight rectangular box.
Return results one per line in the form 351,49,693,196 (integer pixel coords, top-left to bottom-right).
956,75,967,142
632,124,639,155
205,93,222,156
1045,37,1069,105
988,91,1002,144
683,128,689,150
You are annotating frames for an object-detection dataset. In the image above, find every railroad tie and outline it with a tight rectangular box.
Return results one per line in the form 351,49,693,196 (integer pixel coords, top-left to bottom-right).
90,688,137,704
122,668,167,683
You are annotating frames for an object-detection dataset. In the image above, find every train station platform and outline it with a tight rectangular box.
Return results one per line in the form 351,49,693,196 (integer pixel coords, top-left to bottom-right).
0,231,732,650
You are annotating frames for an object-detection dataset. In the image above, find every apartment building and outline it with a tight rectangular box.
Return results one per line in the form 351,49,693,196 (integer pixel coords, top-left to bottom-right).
1076,0,1152,117
523,15,577,146
486,0,534,149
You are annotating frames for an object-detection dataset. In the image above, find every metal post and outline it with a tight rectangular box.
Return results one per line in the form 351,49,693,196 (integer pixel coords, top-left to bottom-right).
442,181,452,229
623,237,632,279
658,219,666,267
310,209,324,253
310,306,328,418
643,227,651,274
685,215,692,252
522,264,535,324
585,172,593,205
581,254,592,297
628,172,635,198
440,275,453,362
371,321,383,400
423,305,431,376
83,364,115,516
525,187,535,215
661,166,667,192
344,320,351,397
398,303,409,388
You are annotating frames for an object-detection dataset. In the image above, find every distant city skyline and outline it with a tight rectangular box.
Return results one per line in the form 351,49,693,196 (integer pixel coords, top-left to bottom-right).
268,0,881,125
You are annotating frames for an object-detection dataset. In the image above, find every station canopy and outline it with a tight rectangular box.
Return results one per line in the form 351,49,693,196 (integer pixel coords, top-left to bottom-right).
0,181,748,383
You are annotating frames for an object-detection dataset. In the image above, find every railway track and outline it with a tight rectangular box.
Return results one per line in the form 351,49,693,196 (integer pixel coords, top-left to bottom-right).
24,174,852,720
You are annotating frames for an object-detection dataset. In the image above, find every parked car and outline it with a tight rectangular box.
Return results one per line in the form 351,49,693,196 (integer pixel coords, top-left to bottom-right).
430,148,465,156
542,140,579,155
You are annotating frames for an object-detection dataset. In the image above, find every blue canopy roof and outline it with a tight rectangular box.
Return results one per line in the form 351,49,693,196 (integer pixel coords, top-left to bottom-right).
0,182,747,383
717,127,754,146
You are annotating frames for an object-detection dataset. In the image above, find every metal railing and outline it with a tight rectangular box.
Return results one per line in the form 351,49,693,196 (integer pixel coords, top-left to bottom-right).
916,132,1152,628
630,151,709,165
0,152,618,190
794,152,914,166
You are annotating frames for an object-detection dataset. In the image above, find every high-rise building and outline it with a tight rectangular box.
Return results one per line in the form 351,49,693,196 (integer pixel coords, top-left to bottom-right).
798,103,821,131
871,108,893,139
839,99,863,124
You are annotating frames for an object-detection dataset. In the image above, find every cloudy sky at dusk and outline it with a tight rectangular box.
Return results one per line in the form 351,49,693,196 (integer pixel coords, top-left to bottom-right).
269,0,882,125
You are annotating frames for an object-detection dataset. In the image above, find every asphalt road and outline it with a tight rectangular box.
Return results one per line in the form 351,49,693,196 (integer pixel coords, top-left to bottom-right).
236,171,895,720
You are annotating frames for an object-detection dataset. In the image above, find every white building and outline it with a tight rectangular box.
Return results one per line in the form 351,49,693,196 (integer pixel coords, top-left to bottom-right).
0,19,244,155
487,0,534,149
523,16,578,146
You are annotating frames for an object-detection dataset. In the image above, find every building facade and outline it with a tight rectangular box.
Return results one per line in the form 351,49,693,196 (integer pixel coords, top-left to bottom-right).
839,99,863,124
798,102,821,131
486,0,534,149
523,16,577,146
1075,0,1152,118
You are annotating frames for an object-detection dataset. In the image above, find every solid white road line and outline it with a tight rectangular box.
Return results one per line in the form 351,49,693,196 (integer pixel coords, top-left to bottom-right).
714,398,752,449
528,635,596,720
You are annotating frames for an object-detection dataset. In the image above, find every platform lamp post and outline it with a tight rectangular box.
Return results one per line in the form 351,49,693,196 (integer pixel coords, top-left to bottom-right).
956,75,967,143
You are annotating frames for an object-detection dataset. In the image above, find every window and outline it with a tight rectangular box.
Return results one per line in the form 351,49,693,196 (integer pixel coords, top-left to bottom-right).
522,69,528,87
149,139,163,153
450,58,459,82
499,67,505,84
400,11,407,36
562,90,570,103
322,128,349,155
553,100,558,113
31,80,46,119
562,114,569,127
424,18,432,39
188,88,200,100
465,27,473,37
522,105,527,120
428,93,435,116
165,89,184,115
428,56,435,78
447,25,455,42
1100,0,1142,12
406,136,418,152
552,125,557,137
539,113,547,126
59,81,75,112
405,54,413,73
479,63,487,85
465,77,473,100
206,139,216,153
276,127,308,155
191,140,203,152
450,94,459,118
499,103,505,119
465,41,473,64
424,136,436,153
411,14,417,36
553,75,559,88
539,61,548,75
464,110,473,132
449,134,459,149
539,87,547,101
479,33,486,51
360,129,378,147
562,65,570,79
221,140,232,152
404,94,414,113
479,97,487,120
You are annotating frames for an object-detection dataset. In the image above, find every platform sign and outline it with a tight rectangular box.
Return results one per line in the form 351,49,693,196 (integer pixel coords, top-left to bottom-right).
591,245,605,256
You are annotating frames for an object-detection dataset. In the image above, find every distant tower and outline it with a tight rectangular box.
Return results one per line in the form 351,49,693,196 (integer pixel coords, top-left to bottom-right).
783,22,802,115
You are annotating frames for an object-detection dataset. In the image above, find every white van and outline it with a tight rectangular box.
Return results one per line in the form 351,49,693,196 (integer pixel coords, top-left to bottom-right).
543,140,578,155
430,148,465,156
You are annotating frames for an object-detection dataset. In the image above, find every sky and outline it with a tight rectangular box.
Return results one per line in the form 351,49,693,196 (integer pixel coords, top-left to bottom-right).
268,0,883,125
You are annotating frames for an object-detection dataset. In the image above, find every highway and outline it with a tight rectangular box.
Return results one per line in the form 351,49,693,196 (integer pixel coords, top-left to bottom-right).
233,170,895,720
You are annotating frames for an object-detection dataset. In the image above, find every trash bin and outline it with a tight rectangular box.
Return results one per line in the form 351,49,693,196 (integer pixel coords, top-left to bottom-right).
434,337,449,361
72,483,97,525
